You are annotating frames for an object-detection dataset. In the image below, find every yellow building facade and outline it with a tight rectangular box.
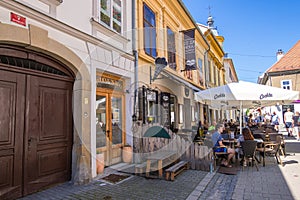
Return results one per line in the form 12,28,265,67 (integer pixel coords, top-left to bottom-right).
134,0,226,132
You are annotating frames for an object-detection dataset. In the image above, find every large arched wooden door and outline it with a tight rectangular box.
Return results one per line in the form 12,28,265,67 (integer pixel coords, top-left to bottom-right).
0,46,74,199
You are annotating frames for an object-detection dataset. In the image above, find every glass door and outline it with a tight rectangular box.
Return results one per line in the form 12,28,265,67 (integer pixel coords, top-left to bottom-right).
96,92,124,166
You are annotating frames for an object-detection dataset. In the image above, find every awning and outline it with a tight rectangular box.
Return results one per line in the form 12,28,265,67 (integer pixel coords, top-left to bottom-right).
144,126,171,138
160,71,201,92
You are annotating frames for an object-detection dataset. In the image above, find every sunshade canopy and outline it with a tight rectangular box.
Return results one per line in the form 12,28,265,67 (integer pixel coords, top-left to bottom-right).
144,126,171,138
195,81,299,109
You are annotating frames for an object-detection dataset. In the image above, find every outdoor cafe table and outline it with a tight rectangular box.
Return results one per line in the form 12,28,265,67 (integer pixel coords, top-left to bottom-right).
145,151,178,178
223,139,237,148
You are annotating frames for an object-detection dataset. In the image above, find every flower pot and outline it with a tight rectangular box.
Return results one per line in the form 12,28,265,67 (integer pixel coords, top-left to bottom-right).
122,146,133,163
96,153,104,174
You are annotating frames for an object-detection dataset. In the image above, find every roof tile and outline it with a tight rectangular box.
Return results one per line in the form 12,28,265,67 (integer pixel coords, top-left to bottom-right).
268,40,300,72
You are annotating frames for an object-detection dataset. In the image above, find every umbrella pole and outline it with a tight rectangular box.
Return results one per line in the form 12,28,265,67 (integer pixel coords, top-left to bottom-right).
239,101,243,135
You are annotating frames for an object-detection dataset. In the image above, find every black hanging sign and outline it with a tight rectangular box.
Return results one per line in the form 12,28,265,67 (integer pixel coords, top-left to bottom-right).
183,29,197,71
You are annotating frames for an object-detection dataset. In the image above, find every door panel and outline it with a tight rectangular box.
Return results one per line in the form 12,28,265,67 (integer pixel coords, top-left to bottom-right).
110,96,123,164
96,93,124,166
0,70,25,199
24,75,73,195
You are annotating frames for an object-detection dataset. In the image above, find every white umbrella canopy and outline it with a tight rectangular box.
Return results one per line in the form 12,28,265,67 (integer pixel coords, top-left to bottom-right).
195,81,300,134
195,81,299,109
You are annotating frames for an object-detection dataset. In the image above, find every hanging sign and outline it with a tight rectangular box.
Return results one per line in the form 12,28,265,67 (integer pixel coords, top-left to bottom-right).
183,29,196,71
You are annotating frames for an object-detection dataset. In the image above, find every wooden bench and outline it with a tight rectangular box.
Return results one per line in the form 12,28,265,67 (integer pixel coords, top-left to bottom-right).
165,161,190,181
135,162,147,175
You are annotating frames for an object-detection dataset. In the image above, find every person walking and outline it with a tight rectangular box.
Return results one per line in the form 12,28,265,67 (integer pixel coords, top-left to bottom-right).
292,111,300,139
284,108,294,137
271,111,280,131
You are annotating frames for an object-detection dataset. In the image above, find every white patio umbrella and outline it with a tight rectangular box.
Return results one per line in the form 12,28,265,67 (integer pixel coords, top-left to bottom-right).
195,81,300,134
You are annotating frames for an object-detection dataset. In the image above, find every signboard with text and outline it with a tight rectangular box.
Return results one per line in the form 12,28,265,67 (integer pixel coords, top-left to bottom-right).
10,12,26,26
183,29,196,70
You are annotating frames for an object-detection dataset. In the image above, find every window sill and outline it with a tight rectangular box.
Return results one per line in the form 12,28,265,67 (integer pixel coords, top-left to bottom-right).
90,17,129,44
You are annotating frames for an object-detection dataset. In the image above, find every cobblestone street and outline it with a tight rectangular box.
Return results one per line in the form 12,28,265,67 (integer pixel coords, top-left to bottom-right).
20,137,300,200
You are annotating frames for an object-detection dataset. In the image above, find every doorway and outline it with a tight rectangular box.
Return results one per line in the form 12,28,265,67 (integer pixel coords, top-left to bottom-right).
96,91,124,166
0,67,73,199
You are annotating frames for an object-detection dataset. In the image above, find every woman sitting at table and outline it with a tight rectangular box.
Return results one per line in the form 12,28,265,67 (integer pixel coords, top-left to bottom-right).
236,127,255,165
212,123,235,168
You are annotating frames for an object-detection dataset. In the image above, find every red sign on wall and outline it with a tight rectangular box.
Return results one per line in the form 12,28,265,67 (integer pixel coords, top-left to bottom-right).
10,12,26,26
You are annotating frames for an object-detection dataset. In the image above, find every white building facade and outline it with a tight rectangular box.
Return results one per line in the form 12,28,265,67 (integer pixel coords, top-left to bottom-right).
0,0,134,198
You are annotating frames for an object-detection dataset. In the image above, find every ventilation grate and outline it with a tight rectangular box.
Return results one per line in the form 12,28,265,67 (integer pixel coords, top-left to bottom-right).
0,55,67,76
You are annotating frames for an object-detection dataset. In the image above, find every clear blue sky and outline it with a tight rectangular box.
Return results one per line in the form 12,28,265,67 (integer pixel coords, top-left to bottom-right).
182,0,300,83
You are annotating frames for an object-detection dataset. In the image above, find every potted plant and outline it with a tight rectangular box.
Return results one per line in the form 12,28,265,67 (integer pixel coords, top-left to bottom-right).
122,144,133,163
96,149,104,174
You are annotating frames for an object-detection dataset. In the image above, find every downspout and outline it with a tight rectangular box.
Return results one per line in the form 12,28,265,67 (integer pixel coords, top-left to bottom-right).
132,0,140,163
203,46,212,123
132,0,138,120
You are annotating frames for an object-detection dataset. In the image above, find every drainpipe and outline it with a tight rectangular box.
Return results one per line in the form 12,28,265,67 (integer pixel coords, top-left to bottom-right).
132,0,140,163
132,0,138,120
204,46,211,122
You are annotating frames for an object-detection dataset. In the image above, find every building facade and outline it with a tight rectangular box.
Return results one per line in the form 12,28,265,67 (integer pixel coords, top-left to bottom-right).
197,16,227,124
259,41,300,119
0,0,134,198
134,0,209,135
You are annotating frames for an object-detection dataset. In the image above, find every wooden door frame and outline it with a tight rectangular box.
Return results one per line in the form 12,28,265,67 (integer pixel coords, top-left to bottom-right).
96,88,125,166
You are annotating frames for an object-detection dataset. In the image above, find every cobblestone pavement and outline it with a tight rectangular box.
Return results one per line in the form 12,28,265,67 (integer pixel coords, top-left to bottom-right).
20,169,208,200
20,136,300,200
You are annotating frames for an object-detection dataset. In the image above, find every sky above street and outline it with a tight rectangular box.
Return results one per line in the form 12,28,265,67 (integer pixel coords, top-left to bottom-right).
182,0,300,83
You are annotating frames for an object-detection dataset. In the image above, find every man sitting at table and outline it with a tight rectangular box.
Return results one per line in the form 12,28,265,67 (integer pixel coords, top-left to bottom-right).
212,123,235,168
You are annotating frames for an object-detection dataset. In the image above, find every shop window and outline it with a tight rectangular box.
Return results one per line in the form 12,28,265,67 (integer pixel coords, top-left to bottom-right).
138,86,158,124
178,104,183,124
170,95,177,127
143,3,157,58
167,27,176,70
98,0,122,33
281,80,291,90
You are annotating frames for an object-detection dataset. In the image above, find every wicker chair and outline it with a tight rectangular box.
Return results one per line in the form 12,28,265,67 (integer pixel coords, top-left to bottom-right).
241,140,259,171
256,139,282,167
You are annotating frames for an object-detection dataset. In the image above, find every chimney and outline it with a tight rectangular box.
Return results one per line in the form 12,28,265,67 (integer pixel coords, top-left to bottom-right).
276,49,284,61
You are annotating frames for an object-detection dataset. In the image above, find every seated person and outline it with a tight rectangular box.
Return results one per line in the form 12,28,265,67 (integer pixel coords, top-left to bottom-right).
236,127,255,165
212,123,235,167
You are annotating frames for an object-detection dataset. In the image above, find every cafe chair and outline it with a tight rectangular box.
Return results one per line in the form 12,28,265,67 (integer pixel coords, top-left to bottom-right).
241,140,259,171
203,135,228,169
256,139,282,167
213,146,229,168
269,134,285,156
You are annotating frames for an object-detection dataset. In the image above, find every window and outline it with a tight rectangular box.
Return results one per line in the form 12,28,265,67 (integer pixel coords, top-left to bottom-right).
208,61,212,83
198,58,204,86
167,27,176,70
143,3,157,58
215,68,219,86
99,0,122,33
178,104,183,124
281,80,292,90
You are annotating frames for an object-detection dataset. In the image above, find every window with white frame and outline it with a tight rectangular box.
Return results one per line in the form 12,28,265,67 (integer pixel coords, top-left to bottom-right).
281,80,292,90
99,0,122,33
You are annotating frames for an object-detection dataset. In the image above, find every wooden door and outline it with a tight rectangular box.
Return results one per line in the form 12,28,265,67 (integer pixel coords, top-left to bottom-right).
96,92,124,166
23,75,73,195
0,70,25,199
